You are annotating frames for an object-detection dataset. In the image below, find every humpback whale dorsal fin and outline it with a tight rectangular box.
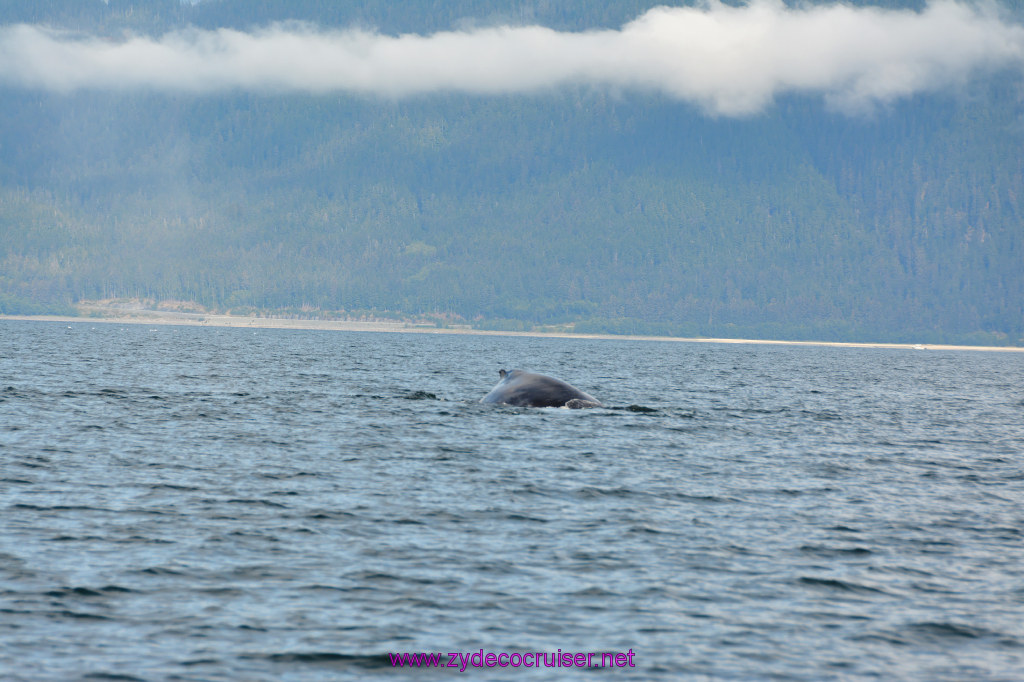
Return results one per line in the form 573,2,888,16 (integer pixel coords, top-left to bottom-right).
498,369,507,379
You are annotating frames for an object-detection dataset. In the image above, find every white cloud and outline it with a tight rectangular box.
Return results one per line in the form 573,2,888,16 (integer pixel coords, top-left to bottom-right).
0,1,1021,114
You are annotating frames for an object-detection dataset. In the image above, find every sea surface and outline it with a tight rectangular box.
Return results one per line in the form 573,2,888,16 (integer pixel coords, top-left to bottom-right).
1,319,1023,681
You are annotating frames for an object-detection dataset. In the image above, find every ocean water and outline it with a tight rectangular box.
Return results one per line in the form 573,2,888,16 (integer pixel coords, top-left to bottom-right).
1,319,1023,681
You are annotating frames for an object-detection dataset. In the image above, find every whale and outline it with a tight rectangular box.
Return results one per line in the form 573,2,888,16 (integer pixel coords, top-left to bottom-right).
480,369,602,409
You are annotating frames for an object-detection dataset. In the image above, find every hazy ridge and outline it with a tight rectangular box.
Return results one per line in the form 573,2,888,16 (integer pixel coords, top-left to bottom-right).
1,0,1022,345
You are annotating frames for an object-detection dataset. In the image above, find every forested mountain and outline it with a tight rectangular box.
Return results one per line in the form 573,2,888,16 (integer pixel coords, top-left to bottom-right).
1,0,1023,344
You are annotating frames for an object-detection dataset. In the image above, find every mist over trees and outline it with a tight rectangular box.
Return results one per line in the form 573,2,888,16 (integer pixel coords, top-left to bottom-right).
1,0,1022,344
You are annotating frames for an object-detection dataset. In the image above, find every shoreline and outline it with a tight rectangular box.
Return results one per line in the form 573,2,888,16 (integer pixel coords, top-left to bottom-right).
3,311,1022,353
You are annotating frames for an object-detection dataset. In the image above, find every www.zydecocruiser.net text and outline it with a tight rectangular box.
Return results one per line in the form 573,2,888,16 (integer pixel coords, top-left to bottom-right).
389,649,636,671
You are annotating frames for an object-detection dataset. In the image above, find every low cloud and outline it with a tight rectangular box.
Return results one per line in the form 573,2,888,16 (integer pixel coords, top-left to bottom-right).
1,0,1022,114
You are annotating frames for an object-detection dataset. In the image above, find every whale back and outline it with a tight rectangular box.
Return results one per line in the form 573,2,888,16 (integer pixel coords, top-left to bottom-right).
481,369,601,408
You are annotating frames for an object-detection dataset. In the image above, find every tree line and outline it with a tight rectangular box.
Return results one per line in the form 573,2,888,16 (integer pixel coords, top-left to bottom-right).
1,1,1022,345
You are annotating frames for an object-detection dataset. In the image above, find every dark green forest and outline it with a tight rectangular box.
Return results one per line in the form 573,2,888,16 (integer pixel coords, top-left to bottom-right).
1,0,1023,344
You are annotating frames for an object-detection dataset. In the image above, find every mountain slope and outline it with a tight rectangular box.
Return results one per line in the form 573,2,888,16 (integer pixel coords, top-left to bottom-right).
1,1,1021,344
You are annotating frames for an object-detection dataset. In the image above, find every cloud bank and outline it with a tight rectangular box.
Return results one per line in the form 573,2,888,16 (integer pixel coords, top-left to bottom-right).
1,1,1022,114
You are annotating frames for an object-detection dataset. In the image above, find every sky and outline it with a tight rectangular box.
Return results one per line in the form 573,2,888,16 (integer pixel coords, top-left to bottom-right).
0,0,1022,114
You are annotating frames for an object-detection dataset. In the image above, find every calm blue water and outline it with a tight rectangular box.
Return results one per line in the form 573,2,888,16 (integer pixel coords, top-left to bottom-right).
1,319,1023,680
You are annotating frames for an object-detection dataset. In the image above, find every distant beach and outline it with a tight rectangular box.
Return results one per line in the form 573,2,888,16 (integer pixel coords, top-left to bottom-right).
3,310,1022,353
